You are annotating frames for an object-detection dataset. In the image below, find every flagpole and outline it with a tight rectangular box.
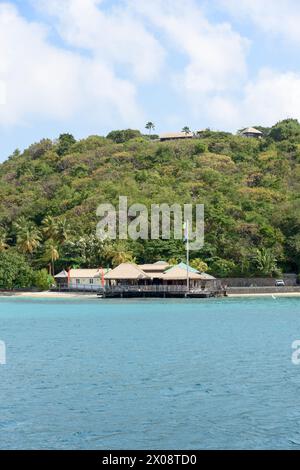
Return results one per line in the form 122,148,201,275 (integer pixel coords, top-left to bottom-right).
186,220,189,292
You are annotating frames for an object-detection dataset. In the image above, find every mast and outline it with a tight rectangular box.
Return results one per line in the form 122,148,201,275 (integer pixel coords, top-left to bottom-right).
186,220,190,291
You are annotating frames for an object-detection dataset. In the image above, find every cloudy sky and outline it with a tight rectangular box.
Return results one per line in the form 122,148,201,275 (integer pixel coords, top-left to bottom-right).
1,0,300,160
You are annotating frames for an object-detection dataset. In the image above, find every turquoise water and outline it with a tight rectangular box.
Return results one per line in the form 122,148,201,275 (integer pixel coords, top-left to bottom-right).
0,296,300,449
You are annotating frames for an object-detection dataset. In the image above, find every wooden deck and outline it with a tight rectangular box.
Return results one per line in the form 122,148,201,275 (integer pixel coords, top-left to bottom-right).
103,285,225,298
52,284,225,298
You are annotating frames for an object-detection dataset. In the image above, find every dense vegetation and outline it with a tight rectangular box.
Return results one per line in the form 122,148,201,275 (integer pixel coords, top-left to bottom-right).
0,119,299,288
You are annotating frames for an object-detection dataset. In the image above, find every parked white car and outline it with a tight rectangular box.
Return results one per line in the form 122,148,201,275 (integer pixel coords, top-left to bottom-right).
275,279,285,287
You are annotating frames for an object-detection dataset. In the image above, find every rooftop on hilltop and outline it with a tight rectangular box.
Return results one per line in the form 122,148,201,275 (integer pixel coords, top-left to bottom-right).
239,127,263,138
159,131,194,141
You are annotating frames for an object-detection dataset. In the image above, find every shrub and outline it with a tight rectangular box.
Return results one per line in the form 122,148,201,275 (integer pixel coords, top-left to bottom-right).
0,250,34,290
26,139,53,159
207,257,237,277
33,269,54,291
190,258,209,272
194,142,206,154
269,119,300,142
57,133,76,156
106,129,142,143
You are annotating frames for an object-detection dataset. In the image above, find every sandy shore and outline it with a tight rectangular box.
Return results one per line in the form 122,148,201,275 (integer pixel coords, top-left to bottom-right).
0,291,299,300
0,291,98,299
228,292,300,298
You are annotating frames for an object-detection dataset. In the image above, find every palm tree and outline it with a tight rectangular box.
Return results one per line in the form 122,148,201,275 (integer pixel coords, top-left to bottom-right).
254,248,278,276
42,215,59,241
111,250,134,267
190,258,209,273
43,239,60,276
182,126,191,135
0,230,8,252
103,243,135,267
13,216,29,233
56,218,71,245
145,122,155,136
14,219,41,255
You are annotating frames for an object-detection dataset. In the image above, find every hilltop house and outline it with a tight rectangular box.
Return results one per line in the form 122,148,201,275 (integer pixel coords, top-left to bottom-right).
240,127,263,139
54,268,109,291
159,131,194,142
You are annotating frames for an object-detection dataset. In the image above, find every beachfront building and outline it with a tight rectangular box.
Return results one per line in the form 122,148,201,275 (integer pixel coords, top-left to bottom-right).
104,261,221,297
159,131,194,142
239,127,263,139
54,268,108,292
53,262,222,297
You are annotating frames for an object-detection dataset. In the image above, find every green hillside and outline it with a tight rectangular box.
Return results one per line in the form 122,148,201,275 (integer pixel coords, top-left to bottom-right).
0,119,300,288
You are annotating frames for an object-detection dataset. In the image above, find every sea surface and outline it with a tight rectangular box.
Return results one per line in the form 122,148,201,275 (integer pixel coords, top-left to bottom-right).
0,296,300,450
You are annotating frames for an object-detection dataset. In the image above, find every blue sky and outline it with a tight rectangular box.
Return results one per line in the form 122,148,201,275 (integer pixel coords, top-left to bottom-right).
1,0,300,160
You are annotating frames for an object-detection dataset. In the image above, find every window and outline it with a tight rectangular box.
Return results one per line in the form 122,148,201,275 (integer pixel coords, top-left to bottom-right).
89,279,94,284
76,279,80,285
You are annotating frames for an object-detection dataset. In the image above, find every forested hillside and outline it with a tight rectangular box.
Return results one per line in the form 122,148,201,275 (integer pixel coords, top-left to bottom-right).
0,119,299,288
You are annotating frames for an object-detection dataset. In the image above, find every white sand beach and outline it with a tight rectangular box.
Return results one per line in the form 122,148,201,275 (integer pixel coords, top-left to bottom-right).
0,291,98,299
0,291,299,300
228,292,300,298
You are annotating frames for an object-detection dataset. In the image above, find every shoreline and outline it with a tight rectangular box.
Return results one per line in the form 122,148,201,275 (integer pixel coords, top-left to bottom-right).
0,291,98,299
0,291,299,299
227,292,300,298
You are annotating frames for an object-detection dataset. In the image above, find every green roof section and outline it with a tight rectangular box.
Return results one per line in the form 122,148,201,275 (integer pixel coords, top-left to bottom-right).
165,262,200,274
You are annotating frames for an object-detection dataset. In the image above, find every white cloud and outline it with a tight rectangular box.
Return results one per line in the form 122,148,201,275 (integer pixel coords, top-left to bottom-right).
0,80,6,105
129,0,300,130
0,2,142,128
218,0,300,44
33,0,165,82
206,69,300,129
206,95,240,129
1,0,300,137
129,0,249,95
242,69,300,124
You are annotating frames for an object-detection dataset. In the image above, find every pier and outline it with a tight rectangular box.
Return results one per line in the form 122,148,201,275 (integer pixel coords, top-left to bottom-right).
103,285,226,298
